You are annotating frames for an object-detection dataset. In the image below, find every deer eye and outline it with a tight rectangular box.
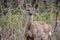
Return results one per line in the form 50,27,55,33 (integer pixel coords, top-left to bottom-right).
27,10,30,11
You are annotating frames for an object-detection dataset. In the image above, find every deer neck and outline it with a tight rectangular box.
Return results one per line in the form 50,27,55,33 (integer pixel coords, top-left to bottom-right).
27,15,33,25
25,15,33,31
25,14,33,30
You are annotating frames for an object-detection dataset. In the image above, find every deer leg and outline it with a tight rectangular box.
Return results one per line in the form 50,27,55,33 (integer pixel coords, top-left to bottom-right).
43,34,49,40
41,39,43,40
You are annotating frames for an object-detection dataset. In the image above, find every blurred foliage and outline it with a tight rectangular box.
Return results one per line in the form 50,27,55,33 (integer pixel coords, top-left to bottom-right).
0,3,60,40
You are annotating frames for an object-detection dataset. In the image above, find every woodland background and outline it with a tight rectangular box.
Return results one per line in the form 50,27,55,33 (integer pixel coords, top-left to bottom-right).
0,0,60,40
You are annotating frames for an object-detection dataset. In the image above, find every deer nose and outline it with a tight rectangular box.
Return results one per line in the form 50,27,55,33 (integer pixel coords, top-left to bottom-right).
28,10,33,15
29,13,32,15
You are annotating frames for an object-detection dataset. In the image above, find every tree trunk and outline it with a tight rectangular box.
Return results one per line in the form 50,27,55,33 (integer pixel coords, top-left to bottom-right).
7,0,11,16
0,0,4,16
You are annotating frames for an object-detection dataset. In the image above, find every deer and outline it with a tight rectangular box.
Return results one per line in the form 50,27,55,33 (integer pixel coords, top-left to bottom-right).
25,5,52,40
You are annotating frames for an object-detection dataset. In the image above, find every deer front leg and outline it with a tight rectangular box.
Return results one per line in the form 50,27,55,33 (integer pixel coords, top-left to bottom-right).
43,34,49,40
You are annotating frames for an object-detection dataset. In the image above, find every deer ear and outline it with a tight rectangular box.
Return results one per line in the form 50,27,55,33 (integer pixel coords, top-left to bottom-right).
23,4,26,9
35,4,38,9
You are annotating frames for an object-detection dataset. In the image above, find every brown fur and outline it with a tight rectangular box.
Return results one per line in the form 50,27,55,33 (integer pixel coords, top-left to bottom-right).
25,6,51,40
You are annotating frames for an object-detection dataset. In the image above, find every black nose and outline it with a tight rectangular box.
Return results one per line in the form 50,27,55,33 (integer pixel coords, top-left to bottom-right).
29,13,32,15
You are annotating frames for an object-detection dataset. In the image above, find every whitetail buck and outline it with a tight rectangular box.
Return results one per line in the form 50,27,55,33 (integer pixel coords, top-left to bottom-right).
25,5,51,40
